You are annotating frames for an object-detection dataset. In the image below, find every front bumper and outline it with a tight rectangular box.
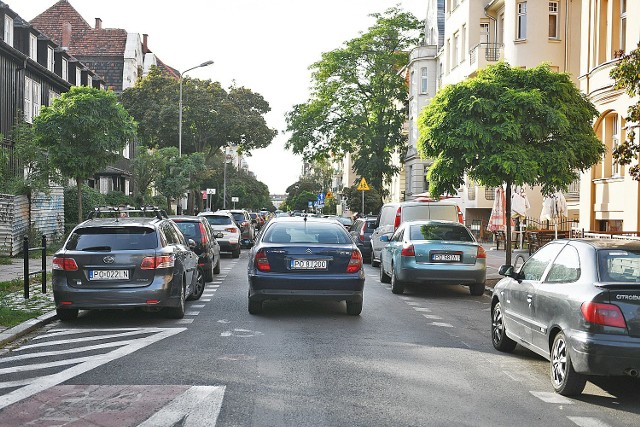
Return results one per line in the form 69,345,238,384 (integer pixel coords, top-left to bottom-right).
568,330,640,376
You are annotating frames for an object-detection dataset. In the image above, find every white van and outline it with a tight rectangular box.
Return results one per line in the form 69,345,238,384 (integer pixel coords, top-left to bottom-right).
370,201,463,266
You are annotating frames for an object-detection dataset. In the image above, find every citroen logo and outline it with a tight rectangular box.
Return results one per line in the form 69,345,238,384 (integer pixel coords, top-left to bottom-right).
103,256,115,264
306,248,312,254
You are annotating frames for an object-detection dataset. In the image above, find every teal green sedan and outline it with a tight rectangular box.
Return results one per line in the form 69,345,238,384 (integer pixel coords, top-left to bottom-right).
379,220,486,296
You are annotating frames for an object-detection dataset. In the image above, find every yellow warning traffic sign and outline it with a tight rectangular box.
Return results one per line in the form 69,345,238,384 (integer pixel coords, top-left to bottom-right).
326,191,333,199
356,178,370,191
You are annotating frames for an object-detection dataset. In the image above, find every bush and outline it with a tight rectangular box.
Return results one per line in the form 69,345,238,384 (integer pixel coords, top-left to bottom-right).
151,195,168,210
104,191,133,207
64,185,105,224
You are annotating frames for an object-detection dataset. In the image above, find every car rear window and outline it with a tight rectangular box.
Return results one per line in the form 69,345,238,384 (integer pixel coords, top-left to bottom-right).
410,224,473,242
204,215,233,226
173,222,201,240
365,220,377,231
66,227,158,251
598,249,640,283
264,223,351,244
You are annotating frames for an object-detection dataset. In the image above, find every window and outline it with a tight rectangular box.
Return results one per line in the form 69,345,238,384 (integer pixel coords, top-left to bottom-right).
612,115,620,176
76,67,82,86
123,142,131,159
420,67,428,94
461,24,466,62
549,2,559,39
521,243,563,281
3,15,13,46
47,46,54,71
24,77,41,123
453,31,460,66
61,57,68,81
29,33,38,60
87,75,93,87
517,2,527,40
48,90,59,106
480,22,490,44
620,0,627,52
545,245,580,283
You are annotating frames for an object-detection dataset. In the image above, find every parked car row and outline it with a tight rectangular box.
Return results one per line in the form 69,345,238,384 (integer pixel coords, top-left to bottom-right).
52,206,228,322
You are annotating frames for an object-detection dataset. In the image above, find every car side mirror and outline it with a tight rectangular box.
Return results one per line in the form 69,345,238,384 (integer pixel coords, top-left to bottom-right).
379,235,390,242
498,265,513,276
188,238,197,249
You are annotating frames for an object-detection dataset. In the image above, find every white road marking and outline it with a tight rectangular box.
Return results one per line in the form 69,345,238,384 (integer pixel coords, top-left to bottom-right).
184,311,200,316
201,299,212,302
405,302,422,306
210,284,221,287
176,319,194,324
413,307,431,312
422,314,443,320
137,385,225,427
0,340,132,363
217,319,230,324
529,391,574,404
220,329,263,338
191,305,205,308
33,328,145,340
15,329,165,351
0,328,185,410
0,356,94,375
567,417,611,427
431,322,455,328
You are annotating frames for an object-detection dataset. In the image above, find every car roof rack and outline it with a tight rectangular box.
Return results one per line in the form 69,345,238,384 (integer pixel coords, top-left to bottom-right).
88,205,169,220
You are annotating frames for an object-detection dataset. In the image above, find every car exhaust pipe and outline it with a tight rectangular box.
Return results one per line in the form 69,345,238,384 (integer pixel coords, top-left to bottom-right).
623,368,639,377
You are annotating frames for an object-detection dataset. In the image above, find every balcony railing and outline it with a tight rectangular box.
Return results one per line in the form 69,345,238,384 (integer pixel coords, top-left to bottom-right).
469,43,503,65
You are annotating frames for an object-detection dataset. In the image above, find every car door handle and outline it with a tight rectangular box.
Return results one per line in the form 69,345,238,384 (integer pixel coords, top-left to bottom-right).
527,295,533,305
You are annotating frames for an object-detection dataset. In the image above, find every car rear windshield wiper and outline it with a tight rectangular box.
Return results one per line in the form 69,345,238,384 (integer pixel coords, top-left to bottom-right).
80,246,112,252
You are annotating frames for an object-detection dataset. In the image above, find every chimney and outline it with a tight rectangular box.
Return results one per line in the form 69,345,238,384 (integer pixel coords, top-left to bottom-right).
95,18,102,29
142,34,148,53
61,22,72,48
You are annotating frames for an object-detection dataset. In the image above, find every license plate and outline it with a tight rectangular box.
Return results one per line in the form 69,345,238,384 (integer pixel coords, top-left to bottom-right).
89,270,130,280
431,253,461,262
291,259,327,270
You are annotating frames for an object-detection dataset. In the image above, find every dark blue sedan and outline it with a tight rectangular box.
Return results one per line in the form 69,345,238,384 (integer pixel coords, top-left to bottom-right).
247,216,365,315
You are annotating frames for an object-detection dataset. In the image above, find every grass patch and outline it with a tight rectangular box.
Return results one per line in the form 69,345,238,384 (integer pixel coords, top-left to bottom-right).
0,256,11,265
0,306,44,328
0,277,26,294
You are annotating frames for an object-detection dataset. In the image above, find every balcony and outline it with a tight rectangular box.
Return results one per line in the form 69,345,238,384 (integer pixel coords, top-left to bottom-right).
469,43,503,75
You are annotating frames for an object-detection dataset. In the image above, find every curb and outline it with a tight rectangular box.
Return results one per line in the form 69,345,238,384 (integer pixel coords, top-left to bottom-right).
0,310,57,347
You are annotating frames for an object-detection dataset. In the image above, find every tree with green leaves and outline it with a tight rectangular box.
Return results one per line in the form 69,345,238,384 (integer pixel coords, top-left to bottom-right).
33,86,136,222
132,148,169,204
611,43,640,179
342,184,383,216
285,7,421,195
418,63,604,264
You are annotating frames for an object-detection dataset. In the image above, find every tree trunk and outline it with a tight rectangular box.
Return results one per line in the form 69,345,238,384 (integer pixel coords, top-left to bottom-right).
76,178,83,223
505,182,512,266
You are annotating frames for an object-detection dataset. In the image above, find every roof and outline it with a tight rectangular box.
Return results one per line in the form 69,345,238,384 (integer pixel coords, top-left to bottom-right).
30,0,127,56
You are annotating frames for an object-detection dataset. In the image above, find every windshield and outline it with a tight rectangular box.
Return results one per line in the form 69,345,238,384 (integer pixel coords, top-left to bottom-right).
598,249,640,283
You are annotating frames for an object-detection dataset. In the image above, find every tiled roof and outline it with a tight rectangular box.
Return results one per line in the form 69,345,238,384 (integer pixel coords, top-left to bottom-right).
155,57,180,80
30,0,127,56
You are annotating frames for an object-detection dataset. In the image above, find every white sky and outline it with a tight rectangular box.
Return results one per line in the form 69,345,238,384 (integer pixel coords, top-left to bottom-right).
16,0,427,194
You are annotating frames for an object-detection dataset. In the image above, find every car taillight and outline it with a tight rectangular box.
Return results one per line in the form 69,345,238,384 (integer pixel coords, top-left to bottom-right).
359,226,365,242
346,250,362,273
255,249,271,272
225,227,238,233
477,246,487,259
141,255,175,270
394,207,401,230
401,244,415,257
52,257,78,271
199,223,208,244
580,302,627,329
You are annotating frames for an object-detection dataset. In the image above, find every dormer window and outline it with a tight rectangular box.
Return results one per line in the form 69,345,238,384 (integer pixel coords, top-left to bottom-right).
87,75,93,87
3,15,13,46
76,67,81,86
47,46,54,71
29,33,38,61
61,57,68,81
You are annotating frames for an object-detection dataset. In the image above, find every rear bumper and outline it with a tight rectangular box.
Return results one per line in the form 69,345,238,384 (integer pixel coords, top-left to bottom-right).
568,330,640,376
396,258,486,285
249,272,364,302
217,239,240,253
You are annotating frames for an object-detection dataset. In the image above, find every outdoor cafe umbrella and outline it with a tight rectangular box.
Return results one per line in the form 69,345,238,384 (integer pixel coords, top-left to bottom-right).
487,187,506,233
540,192,567,238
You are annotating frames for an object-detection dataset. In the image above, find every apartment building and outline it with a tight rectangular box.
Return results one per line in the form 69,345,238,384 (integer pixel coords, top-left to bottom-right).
578,0,639,232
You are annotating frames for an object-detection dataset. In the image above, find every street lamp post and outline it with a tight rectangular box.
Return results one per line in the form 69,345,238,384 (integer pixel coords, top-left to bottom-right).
178,60,213,157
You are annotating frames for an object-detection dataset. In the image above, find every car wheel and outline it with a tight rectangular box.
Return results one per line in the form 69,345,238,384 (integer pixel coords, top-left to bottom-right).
551,331,587,396
165,281,186,319
379,262,391,283
346,301,362,316
491,302,517,352
204,258,214,282
390,265,404,295
213,257,221,274
232,247,240,258
469,282,485,296
188,268,205,301
248,297,263,315
371,254,380,267
56,308,78,322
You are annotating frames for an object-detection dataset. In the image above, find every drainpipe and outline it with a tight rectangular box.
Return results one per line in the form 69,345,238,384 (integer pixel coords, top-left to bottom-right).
564,0,569,72
484,7,498,48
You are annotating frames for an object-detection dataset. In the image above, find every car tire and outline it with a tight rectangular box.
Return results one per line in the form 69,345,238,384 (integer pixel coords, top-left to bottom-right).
379,263,391,283
213,257,221,274
346,301,362,316
165,281,186,319
371,254,380,267
56,308,78,322
551,331,587,396
248,297,263,315
469,282,485,296
390,265,404,295
232,247,240,258
188,268,205,301
491,302,517,352
204,258,214,282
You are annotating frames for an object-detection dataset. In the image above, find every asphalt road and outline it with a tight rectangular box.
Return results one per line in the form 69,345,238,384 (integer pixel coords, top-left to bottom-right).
1,251,639,426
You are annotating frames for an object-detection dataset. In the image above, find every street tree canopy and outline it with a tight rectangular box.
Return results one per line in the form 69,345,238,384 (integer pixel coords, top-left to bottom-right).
611,43,640,179
285,7,421,195
418,62,604,263
33,86,136,222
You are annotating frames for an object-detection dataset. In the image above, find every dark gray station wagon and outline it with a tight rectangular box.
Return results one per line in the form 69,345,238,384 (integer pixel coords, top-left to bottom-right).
491,238,640,395
52,210,199,321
